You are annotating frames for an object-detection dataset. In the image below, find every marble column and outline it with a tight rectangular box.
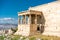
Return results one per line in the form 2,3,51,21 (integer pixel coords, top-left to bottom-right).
18,16,20,24
23,15,26,24
25,15,26,24
29,15,31,24
35,15,37,24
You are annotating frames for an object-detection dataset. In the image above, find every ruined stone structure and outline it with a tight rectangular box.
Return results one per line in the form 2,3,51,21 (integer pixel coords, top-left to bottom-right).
15,1,60,37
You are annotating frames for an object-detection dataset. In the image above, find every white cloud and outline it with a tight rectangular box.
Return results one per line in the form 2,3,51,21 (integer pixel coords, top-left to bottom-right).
0,18,14,21
0,17,18,24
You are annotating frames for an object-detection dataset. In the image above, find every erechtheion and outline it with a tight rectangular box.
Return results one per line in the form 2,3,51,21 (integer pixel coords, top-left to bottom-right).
15,0,60,37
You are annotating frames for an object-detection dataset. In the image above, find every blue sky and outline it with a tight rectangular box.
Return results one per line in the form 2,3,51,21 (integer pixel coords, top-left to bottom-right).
0,0,56,24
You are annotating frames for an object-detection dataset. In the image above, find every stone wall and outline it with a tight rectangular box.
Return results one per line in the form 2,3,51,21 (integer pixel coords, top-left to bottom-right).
29,1,60,37
15,24,30,36
30,24,37,35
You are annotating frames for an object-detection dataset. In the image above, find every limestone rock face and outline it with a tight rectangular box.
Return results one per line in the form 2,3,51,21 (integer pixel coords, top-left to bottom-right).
29,1,60,37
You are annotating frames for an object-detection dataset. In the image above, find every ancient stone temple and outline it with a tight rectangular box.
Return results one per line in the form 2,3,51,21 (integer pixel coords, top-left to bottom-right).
15,10,45,36
15,1,60,37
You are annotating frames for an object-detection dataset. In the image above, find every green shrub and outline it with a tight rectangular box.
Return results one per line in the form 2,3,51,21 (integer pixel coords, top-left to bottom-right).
29,37,36,40
11,27,18,33
0,36,4,40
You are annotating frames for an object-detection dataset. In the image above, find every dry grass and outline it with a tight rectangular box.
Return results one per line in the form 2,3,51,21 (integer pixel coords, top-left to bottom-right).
1,34,59,40
28,34,60,40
